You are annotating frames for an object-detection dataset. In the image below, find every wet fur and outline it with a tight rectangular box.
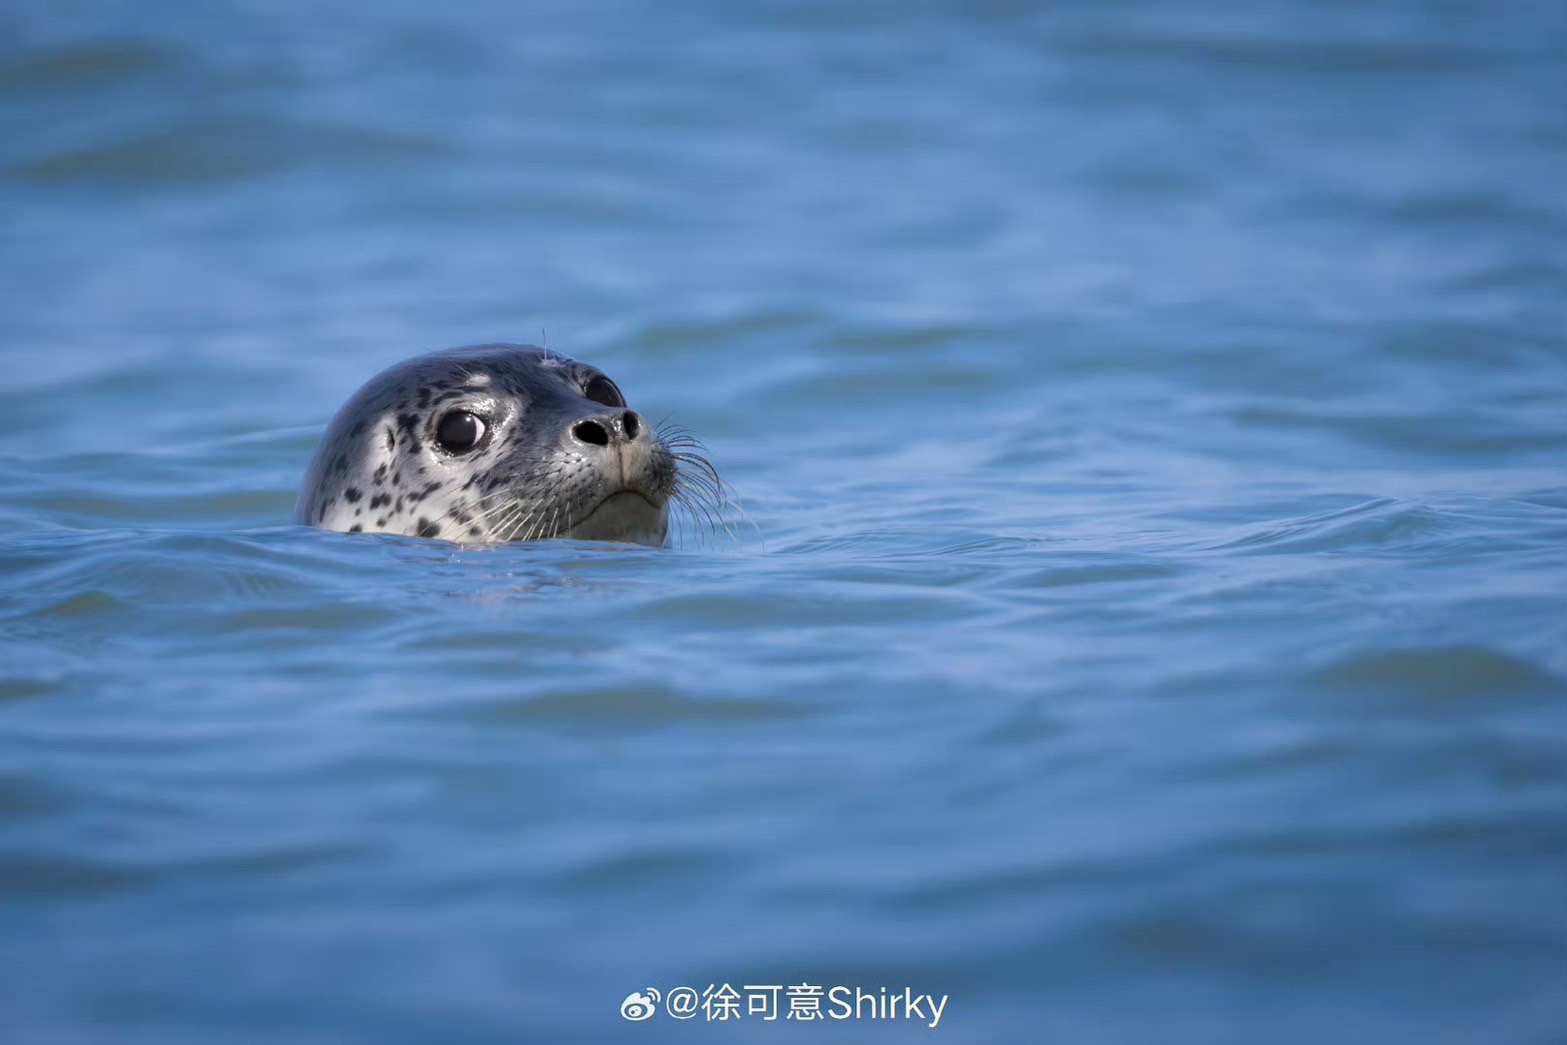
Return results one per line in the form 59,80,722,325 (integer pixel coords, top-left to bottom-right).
298,345,721,546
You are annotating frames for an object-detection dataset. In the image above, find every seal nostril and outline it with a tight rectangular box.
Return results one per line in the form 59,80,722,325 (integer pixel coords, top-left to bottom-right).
573,419,610,447
622,411,640,439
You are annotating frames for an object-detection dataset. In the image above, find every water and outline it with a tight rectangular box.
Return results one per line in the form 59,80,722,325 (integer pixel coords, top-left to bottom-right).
3,1,1566,1041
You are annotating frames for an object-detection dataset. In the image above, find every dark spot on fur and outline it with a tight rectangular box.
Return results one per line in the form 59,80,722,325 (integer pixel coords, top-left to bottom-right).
343,487,362,503
396,414,424,455
370,493,391,509
416,517,441,539
405,480,443,506
349,524,363,533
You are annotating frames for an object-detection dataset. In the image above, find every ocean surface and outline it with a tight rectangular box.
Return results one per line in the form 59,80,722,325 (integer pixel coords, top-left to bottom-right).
3,1,1566,1041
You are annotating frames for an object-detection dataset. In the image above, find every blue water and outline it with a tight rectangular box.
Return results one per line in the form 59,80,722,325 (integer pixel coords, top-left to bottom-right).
4,2,1567,1041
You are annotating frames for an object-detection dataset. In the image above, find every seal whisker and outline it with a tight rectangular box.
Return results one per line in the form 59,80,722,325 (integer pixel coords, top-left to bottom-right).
470,491,524,523
656,426,706,449
510,490,556,543
474,483,556,544
482,501,529,544
677,457,724,490
673,498,713,548
670,450,723,489
672,457,737,521
678,462,753,546
657,424,703,441
522,503,549,543
503,501,542,543
509,494,554,543
671,466,720,502
671,478,730,546
539,503,563,543
471,492,541,537
666,491,701,549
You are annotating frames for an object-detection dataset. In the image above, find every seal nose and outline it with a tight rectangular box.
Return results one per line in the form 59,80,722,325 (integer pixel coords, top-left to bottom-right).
571,410,642,447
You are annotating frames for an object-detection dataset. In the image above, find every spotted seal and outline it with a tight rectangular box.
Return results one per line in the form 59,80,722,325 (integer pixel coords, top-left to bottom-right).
297,344,720,547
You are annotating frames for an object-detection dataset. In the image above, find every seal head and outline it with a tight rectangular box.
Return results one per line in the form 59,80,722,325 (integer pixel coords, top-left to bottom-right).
298,344,679,546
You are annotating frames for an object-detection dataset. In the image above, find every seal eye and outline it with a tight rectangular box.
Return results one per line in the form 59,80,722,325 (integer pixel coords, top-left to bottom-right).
435,411,487,453
583,375,625,408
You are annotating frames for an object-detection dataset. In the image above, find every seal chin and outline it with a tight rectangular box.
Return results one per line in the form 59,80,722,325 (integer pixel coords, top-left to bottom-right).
561,490,668,547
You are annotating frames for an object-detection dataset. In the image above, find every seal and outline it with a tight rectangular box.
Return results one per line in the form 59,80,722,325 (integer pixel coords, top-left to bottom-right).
297,344,719,547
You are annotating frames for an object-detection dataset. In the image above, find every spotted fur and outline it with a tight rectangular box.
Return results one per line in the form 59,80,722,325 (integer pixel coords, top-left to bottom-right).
298,345,693,546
